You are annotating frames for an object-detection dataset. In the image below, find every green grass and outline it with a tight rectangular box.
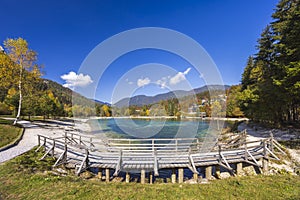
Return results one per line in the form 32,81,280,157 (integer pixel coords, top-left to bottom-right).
0,118,23,148
0,149,299,200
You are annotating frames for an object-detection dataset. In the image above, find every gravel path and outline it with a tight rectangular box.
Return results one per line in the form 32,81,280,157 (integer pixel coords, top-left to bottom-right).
0,120,70,164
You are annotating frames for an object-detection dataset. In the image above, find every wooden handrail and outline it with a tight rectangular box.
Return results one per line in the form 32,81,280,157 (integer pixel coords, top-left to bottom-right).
36,131,284,177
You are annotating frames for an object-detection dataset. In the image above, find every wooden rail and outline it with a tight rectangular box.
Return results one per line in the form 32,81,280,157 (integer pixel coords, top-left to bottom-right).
36,130,284,181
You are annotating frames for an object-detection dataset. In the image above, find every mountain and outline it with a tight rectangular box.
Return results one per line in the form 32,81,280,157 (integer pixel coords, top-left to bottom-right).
114,85,230,107
40,79,107,107
92,99,111,106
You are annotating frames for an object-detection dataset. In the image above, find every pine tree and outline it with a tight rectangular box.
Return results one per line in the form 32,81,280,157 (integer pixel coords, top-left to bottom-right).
240,0,300,125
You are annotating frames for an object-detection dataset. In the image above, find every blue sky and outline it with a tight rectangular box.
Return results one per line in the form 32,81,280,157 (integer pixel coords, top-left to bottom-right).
1,0,278,103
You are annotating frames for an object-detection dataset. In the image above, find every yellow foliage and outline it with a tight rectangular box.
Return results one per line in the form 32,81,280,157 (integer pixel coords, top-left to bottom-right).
145,109,150,116
7,88,17,97
47,91,55,100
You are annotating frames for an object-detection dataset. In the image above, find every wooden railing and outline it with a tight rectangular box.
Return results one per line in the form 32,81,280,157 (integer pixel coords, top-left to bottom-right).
36,130,285,176
106,137,199,154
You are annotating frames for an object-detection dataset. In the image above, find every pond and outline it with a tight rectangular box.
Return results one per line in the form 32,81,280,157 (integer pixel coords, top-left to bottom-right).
88,118,224,139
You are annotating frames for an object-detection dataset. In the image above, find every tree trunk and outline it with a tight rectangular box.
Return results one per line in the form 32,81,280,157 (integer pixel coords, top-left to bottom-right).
13,65,23,125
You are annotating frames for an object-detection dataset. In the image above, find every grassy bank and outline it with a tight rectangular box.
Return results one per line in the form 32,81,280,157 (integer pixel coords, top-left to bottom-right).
0,149,299,200
0,118,23,148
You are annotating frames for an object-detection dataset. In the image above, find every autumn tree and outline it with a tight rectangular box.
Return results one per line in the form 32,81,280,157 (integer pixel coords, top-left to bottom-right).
226,85,244,117
101,104,111,117
0,50,17,98
3,38,41,124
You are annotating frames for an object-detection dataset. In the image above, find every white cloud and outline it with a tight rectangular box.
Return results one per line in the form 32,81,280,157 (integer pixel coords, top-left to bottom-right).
183,67,191,75
156,76,168,89
169,67,191,85
61,71,93,88
137,77,151,87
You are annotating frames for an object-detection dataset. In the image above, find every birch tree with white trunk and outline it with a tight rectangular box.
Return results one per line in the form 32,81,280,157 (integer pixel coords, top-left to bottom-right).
3,38,38,125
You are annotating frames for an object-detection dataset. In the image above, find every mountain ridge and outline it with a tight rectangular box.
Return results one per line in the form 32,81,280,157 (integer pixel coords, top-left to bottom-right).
114,85,230,107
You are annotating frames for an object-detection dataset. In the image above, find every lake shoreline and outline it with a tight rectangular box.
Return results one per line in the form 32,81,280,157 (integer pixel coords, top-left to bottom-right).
86,116,249,121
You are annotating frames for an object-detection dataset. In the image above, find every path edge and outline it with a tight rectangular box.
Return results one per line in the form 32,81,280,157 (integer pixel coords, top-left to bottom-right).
0,126,25,152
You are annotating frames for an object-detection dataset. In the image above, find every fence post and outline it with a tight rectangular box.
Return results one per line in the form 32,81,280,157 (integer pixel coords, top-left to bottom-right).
64,131,67,144
171,168,176,183
244,141,248,161
270,132,274,152
125,172,130,183
178,168,184,183
262,140,269,174
205,166,212,180
236,162,243,176
98,168,103,180
38,135,40,147
106,168,110,182
218,145,222,163
263,140,267,158
141,169,146,184
90,137,93,147
63,140,68,163
52,140,56,157
149,172,153,184
85,148,89,167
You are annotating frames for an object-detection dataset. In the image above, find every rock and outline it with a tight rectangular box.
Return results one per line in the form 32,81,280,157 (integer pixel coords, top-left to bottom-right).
184,179,198,184
219,172,231,179
47,171,60,176
111,177,123,182
42,170,50,175
198,176,203,183
243,166,257,176
80,171,93,179
54,168,68,174
215,171,221,179
294,167,300,176
89,177,101,182
200,178,210,184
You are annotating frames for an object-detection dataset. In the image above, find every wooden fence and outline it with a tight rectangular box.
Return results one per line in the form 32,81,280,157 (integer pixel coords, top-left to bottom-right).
36,130,285,183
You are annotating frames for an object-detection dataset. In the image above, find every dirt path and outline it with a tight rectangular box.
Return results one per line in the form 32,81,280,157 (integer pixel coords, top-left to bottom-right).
0,120,67,163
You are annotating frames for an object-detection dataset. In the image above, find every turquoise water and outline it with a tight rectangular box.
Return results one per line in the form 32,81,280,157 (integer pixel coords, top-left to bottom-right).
90,118,210,139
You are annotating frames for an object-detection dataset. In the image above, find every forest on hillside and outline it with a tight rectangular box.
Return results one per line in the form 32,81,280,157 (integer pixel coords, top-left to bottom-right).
239,0,300,126
112,88,243,118
0,38,107,119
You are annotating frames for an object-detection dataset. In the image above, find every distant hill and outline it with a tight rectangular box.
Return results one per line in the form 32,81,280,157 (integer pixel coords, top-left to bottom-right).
40,79,107,107
114,85,230,107
92,99,111,106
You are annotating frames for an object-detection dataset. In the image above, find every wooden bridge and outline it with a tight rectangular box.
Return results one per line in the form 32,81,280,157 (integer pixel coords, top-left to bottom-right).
36,130,285,183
